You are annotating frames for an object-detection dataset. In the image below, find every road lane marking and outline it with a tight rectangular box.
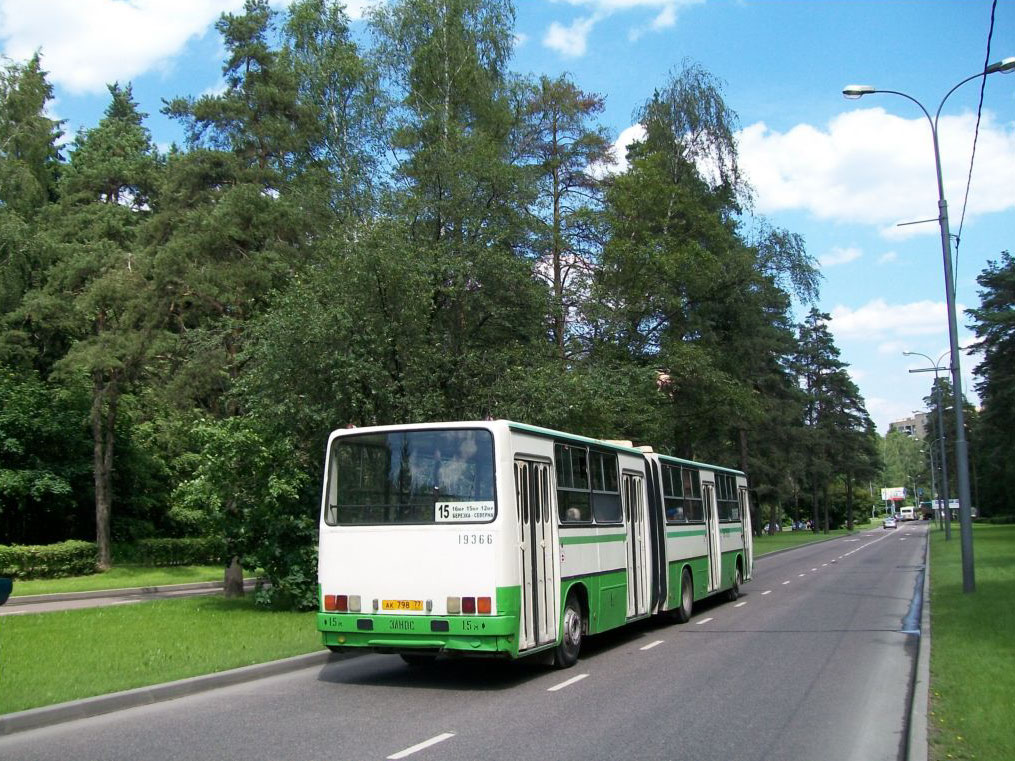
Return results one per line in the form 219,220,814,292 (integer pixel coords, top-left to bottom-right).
548,673,589,692
640,640,664,651
388,733,456,759
762,590,772,595
695,617,714,625
782,581,791,585
822,563,828,567
798,573,806,577
811,568,818,571
734,601,747,608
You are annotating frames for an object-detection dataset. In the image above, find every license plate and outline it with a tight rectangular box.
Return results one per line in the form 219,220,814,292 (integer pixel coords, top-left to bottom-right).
382,599,424,611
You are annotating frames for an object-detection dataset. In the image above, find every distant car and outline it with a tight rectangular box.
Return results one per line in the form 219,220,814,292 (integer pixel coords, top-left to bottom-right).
883,516,897,529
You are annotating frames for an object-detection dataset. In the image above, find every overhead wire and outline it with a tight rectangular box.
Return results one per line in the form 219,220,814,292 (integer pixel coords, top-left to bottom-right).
952,0,997,297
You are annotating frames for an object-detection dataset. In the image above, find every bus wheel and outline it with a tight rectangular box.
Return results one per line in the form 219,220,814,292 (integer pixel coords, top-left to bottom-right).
554,594,583,668
673,568,693,623
400,653,438,667
727,565,742,602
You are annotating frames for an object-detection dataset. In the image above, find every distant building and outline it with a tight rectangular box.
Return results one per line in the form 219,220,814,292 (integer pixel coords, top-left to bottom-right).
888,412,929,439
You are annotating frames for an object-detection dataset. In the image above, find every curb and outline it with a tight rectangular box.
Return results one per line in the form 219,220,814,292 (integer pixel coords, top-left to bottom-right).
906,529,932,761
0,650,347,736
7,579,260,607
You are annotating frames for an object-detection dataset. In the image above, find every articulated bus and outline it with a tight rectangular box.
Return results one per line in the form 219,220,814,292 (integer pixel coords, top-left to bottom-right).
317,420,752,667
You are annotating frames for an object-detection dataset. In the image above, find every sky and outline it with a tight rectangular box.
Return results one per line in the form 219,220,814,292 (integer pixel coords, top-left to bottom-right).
1,0,1013,433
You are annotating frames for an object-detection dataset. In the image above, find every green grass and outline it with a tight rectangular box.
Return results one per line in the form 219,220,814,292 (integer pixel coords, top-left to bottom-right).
753,525,874,556
0,595,320,714
929,524,1015,761
10,565,227,597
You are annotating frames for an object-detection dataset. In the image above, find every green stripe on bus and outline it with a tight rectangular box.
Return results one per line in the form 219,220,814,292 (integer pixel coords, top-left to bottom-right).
720,527,743,535
667,529,706,538
559,533,627,545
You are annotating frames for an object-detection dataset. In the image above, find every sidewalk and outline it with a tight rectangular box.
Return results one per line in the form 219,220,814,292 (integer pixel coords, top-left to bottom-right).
2,578,260,616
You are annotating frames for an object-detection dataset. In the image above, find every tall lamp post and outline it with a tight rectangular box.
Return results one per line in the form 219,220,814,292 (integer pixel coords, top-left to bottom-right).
843,56,1015,593
903,350,952,540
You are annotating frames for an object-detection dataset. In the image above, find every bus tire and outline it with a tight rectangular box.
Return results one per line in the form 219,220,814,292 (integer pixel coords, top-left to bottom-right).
400,653,438,667
727,563,742,602
554,593,583,668
673,568,693,623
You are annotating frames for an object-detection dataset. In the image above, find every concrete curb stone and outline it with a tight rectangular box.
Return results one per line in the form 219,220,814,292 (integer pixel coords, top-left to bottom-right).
0,650,347,736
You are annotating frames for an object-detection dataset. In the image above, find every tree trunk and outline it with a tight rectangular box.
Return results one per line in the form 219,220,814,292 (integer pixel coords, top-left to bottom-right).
769,501,778,536
811,486,820,533
846,474,854,530
822,485,830,533
224,556,244,598
91,375,117,571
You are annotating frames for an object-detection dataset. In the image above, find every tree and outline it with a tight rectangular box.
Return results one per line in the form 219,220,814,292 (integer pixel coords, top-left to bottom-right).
521,73,611,359
967,251,1015,516
793,309,875,532
7,84,162,568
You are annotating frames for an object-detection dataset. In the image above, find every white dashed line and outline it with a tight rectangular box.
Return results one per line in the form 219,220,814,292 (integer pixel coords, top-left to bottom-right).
798,573,806,577
734,601,747,608
640,640,664,651
811,568,818,572
822,563,828,567
782,581,791,585
388,733,456,759
696,617,714,625
761,590,772,595
548,673,589,692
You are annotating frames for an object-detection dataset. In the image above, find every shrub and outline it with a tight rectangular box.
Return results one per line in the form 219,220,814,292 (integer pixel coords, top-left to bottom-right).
0,540,97,579
113,537,226,566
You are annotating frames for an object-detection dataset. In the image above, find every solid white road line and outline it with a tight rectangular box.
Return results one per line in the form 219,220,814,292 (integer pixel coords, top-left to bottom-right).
640,640,664,651
695,617,714,625
387,733,456,759
548,673,589,692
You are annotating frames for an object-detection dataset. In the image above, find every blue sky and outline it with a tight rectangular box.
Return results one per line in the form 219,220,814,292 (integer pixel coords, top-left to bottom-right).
2,0,1013,432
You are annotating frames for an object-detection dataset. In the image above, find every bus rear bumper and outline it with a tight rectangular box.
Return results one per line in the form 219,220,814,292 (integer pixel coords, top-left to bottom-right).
317,612,518,655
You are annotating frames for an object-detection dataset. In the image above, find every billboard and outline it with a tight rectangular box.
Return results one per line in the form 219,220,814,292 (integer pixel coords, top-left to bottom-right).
880,487,906,501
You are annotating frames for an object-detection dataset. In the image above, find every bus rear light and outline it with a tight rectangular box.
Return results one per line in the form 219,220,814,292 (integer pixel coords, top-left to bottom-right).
323,594,337,611
334,594,348,612
447,597,461,614
462,597,476,614
478,597,492,614
348,595,361,613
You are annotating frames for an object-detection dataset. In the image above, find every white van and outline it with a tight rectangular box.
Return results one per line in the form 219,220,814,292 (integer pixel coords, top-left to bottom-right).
899,506,915,522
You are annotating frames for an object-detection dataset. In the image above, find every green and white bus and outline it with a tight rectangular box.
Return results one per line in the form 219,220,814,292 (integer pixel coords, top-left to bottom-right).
317,420,752,667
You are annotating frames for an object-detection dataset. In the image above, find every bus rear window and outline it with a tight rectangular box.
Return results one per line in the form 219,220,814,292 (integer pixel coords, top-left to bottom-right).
324,429,495,525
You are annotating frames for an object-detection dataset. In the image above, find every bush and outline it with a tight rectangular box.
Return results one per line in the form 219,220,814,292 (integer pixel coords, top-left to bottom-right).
113,537,226,566
0,540,97,579
983,514,1015,525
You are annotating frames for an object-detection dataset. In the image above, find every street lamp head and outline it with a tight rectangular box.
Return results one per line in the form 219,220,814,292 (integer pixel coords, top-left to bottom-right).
843,84,876,99
985,56,1015,74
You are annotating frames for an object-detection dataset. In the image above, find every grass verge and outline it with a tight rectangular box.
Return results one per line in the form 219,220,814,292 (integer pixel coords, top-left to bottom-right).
929,523,1015,761
754,524,876,556
10,565,229,597
0,595,319,714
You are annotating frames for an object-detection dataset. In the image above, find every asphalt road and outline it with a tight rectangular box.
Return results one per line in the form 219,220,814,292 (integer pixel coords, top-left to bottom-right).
0,523,928,761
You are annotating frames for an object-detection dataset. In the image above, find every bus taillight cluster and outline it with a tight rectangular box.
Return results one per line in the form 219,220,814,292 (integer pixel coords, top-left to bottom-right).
448,596,491,614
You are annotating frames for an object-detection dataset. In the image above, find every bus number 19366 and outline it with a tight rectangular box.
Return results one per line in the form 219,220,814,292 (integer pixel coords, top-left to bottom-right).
458,533,493,545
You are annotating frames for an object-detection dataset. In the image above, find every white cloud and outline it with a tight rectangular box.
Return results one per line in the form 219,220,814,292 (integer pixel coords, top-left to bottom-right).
878,251,898,265
588,123,646,177
738,108,1015,237
514,32,529,48
819,245,862,268
545,0,701,56
0,0,245,94
544,15,599,58
829,299,967,340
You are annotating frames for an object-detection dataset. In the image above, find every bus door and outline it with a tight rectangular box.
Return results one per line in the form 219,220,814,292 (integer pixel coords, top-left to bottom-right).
739,487,753,580
702,481,722,593
514,459,558,651
623,473,649,618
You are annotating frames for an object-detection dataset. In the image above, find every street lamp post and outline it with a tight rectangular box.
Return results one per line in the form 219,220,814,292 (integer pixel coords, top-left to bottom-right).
843,57,1015,593
904,350,952,541
924,443,939,527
